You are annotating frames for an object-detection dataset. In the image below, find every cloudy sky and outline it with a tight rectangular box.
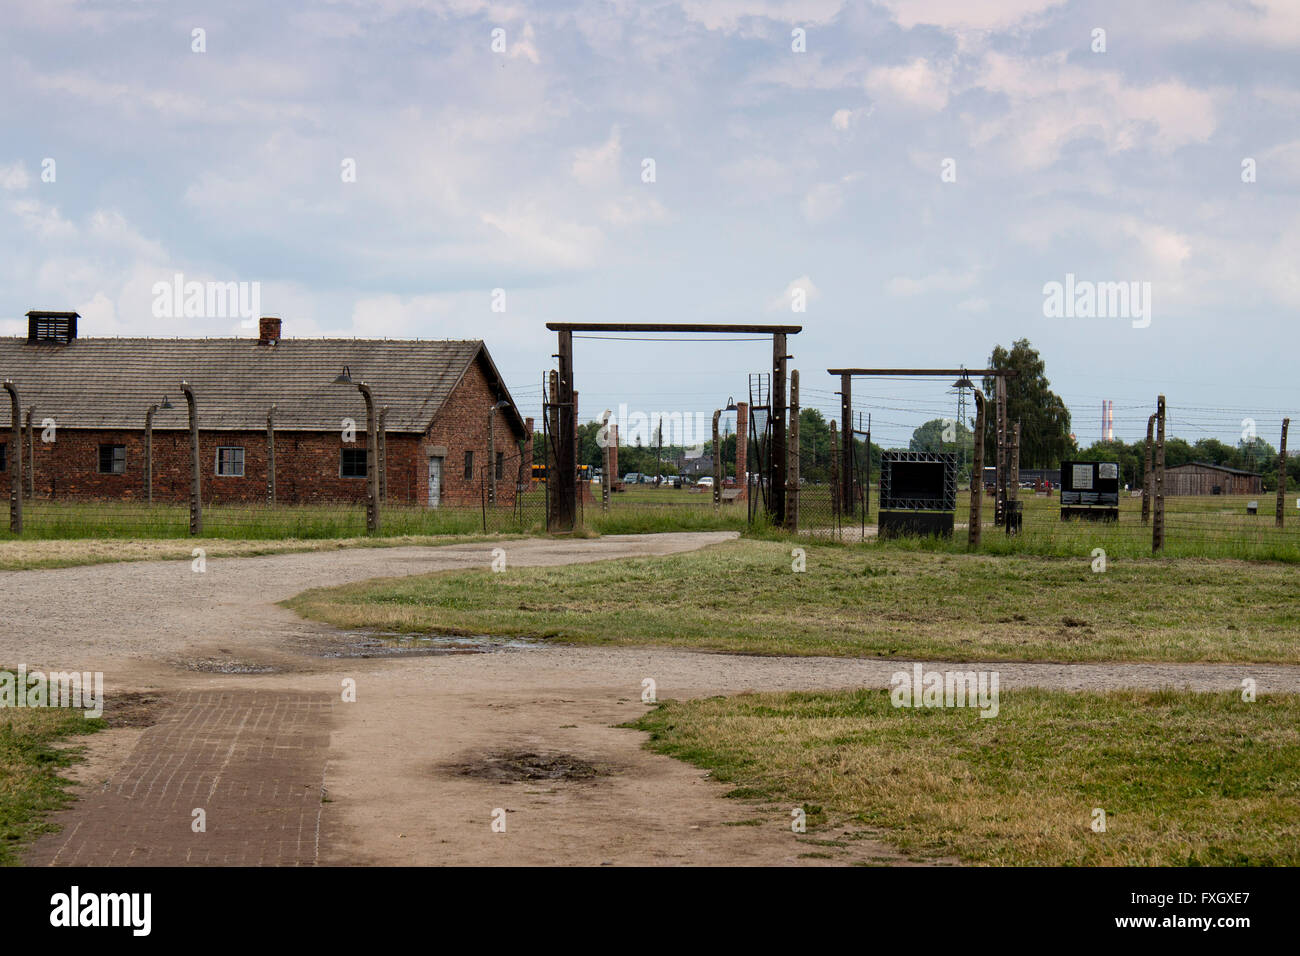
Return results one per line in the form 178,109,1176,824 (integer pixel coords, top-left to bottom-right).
2,0,1297,448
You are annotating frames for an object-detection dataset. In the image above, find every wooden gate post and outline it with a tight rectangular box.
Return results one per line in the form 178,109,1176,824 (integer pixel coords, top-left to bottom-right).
839,372,853,516
771,333,788,526
4,381,21,534
1277,418,1290,528
181,381,202,535
1142,413,1155,524
1153,395,1166,552
969,391,985,549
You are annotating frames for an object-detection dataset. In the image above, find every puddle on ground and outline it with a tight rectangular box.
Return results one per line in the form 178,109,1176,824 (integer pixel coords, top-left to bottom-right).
446,750,608,783
315,631,541,659
180,659,278,674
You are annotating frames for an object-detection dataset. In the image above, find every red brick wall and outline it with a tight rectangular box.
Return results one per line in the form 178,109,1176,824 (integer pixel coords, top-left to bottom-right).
422,353,525,507
13,353,524,508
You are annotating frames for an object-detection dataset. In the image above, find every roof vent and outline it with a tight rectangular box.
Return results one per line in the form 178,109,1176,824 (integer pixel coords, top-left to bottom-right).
26,311,79,345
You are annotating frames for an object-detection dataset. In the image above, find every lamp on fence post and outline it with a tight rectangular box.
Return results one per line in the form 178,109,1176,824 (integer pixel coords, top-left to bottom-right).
4,380,22,534
488,399,510,506
145,395,174,506
181,382,201,535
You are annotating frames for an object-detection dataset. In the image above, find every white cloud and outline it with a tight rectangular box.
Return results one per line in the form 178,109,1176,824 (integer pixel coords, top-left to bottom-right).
873,0,1066,32
865,59,951,112
0,162,31,190
679,0,845,33
572,126,622,186
886,269,978,297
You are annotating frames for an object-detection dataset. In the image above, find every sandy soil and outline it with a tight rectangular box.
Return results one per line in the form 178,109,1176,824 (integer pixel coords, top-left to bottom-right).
8,531,1299,866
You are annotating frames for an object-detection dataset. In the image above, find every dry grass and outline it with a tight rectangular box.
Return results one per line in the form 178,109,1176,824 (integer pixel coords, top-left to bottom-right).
631,687,1300,866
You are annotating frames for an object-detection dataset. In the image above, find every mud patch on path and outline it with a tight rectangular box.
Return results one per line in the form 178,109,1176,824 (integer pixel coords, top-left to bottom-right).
445,750,612,783
103,690,167,728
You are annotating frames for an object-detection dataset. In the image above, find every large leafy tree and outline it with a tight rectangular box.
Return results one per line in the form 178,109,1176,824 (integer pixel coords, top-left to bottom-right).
983,339,1072,469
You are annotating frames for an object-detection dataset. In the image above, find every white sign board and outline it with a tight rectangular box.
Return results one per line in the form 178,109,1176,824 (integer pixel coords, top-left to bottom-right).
1072,464,1094,490
1098,463,1118,480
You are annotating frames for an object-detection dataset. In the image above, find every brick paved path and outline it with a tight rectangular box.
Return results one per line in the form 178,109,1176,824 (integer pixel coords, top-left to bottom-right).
28,690,333,866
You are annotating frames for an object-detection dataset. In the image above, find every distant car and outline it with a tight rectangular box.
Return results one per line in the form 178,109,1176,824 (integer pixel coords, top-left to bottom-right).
623,472,641,484
698,476,714,488
666,475,683,488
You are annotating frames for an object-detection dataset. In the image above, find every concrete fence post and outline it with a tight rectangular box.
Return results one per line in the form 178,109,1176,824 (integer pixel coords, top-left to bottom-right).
145,402,158,505
4,381,21,534
181,381,202,535
1153,395,1166,553
1277,418,1290,528
378,405,389,504
787,369,800,531
969,391,986,550
829,421,840,521
24,407,34,498
1142,413,1155,524
358,383,379,535
266,405,277,505
711,409,722,509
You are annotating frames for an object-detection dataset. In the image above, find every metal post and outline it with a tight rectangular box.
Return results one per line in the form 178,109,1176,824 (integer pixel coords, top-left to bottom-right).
969,391,985,549
1277,418,1290,528
24,408,34,499
181,381,201,535
711,410,722,508
771,332,787,526
4,382,22,534
787,369,800,531
1153,395,1166,552
266,405,277,505
1142,413,1155,524
601,420,611,513
357,383,379,534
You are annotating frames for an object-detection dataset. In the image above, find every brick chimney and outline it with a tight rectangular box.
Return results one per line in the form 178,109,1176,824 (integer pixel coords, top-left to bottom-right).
735,402,749,499
258,316,282,345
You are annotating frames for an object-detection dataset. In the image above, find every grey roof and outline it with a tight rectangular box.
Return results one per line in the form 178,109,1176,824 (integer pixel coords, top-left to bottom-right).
1168,460,1262,477
0,337,524,434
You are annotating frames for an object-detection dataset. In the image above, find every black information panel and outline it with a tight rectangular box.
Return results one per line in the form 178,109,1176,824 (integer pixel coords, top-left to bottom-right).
1060,460,1121,508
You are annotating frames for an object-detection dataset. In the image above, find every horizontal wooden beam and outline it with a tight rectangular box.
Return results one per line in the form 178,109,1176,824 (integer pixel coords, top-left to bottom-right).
828,368,1018,378
548,323,802,334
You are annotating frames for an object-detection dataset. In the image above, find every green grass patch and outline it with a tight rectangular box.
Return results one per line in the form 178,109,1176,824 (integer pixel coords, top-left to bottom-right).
629,687,1300,866
285,537,1300,663
0,682,105,865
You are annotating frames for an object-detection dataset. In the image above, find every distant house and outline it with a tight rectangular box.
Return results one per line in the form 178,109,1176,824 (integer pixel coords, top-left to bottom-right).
1163,461,1262,496
1,312,528,507
679,454,713,478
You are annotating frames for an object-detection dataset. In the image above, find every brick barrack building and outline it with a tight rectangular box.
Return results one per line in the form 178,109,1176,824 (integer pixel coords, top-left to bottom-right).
1,312,530,507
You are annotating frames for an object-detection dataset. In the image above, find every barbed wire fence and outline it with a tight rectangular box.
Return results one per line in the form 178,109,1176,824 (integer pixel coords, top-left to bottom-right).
1,379,547,541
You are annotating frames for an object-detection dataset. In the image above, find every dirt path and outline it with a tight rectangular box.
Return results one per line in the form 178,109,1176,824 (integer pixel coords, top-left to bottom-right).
8,531,1299,867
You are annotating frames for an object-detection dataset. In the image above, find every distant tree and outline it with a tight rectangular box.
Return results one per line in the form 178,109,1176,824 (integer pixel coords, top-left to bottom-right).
982,339,1072,469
